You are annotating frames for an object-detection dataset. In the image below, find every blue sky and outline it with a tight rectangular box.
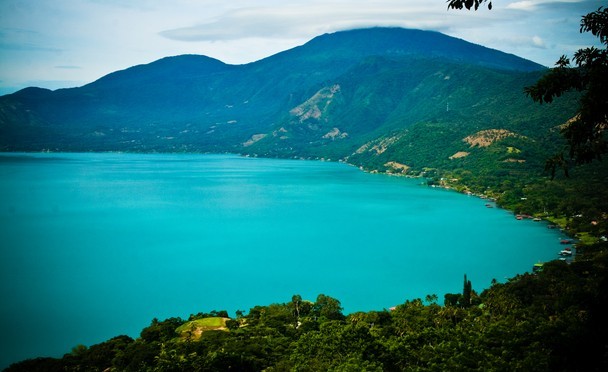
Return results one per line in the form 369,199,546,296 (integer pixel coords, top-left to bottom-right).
0,0,603,95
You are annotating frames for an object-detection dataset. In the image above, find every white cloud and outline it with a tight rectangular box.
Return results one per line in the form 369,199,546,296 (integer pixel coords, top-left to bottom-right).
55,65,82,70
532,35,546,48
506,0,594,11
506,1,537,10
159,3,452,42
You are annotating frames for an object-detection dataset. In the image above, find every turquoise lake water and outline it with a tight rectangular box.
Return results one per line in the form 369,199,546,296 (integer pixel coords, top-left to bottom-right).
0,152,567,367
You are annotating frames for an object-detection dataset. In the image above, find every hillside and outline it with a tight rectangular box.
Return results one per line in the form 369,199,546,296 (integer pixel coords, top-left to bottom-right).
0,27,566,161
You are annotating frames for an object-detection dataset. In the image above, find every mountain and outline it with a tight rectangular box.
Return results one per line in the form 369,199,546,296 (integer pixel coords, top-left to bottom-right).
0,27,578,178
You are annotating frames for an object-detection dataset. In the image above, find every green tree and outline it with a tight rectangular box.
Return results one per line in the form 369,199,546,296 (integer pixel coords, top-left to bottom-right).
447,0,492,11
140,317,185,343
448,2,608,172
225,319,240,330
525,7,608,170
462,274,472,307
292,294,302,323
112,339,160,371
443,292,461,307
70,344,88,357
313,294,345,321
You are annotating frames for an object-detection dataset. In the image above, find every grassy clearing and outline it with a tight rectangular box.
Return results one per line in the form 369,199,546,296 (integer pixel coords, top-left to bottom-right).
175,317,229,340
577,232,599,245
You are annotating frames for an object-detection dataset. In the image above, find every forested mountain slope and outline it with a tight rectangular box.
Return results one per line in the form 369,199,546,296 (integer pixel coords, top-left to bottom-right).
0,27,573,167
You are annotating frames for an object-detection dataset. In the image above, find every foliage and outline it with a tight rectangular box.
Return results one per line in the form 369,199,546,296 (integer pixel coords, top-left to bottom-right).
140,317,185,343
447,0,492,11
175,317,230,341
525,7,608,171
448,3,607,171
5,249,608,371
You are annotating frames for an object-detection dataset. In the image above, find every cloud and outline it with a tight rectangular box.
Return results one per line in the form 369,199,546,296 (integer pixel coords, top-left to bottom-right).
158,6,341,41
532,35,546,48
485,35,549,50
507,1,536,10
506,0,596,11
55,65,82,70
0,42,62,52
85,0,159,11
159,3,458,43
0,28,62,52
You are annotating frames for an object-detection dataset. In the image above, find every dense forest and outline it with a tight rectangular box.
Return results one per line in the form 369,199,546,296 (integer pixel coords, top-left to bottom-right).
5,240,607,371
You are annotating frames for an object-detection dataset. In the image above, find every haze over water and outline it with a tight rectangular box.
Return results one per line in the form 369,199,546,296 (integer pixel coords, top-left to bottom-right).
0,153,566,368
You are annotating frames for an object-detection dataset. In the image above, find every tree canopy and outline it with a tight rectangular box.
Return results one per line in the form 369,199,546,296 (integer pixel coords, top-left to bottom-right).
525,7,608,169
448,3,608,173
5,249,608,371
447,0,492,11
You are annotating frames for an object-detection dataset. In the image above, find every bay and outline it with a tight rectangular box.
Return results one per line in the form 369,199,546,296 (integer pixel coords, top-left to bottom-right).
0,152,565,368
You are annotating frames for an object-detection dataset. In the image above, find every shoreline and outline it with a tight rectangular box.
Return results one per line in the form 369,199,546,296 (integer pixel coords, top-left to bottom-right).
1,149,585,235
0,153,580,370
0,149,592,245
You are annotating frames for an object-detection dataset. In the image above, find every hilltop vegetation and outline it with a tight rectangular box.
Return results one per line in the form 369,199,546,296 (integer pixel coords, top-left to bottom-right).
0,28,563,161
5,245,607,371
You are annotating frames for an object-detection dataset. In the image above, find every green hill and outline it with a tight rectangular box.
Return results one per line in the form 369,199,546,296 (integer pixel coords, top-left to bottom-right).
175,317,230,341
0,27,555,155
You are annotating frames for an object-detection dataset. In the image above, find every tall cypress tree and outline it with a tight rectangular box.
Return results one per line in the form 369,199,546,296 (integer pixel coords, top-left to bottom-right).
462,274,472,307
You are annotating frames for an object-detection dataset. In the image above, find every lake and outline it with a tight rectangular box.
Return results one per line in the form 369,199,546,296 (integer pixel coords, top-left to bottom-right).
0,152,566,368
